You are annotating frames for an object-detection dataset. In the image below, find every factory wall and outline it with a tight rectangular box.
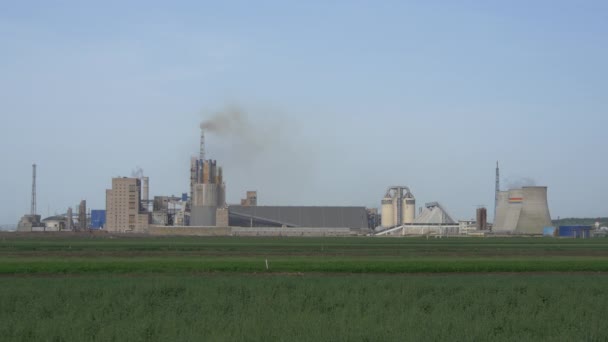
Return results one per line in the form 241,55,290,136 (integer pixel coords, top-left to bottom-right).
147,226,356,236
148,226,230,236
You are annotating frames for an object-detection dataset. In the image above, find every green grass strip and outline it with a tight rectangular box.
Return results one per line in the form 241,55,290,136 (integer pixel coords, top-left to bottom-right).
2,256,608,274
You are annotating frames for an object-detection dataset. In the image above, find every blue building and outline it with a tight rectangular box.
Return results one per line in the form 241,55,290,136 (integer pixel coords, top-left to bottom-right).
91,210,106,229
558,226,592,238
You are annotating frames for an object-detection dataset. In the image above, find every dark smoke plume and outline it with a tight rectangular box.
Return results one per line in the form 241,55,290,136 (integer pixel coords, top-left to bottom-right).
200,105,247,135
200,105,276,156
198,104,316,205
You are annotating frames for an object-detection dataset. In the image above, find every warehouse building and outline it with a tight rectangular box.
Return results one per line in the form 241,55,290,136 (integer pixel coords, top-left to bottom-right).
227,205,369,232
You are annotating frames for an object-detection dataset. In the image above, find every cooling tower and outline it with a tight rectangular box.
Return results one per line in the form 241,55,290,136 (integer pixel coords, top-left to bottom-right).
494,186,551,234
516,187,552,234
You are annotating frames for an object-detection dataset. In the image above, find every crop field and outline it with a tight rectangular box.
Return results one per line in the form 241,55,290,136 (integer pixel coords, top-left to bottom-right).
1,234,608,341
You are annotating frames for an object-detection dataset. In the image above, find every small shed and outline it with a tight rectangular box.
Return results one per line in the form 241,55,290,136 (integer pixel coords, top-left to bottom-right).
543,226,556,237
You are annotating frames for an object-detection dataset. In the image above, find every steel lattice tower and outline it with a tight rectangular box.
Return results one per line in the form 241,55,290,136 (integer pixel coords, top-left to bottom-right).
200,127,206,161
494,161,499,222
31,164,36,216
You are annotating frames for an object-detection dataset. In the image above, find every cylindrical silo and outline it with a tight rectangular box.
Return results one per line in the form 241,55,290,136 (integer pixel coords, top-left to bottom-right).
381,197,394,228
402,196,416,224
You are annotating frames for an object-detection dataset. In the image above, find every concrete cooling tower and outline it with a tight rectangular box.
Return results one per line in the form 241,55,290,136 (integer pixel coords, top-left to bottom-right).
494,186,551,234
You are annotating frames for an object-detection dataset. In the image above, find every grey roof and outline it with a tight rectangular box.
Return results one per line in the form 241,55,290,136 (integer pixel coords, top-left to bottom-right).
41,215,66,222
228,206,369,229
413,202,456,224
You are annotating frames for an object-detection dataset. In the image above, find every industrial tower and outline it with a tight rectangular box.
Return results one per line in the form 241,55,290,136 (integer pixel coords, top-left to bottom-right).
31,164,37,216
494,161,499,222
189,125,226,226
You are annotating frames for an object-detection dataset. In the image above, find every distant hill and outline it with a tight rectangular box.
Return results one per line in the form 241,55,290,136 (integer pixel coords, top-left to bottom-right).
552,218,608,227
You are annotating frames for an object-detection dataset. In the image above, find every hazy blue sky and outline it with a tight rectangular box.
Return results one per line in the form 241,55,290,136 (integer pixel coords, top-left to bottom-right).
1,0,607,225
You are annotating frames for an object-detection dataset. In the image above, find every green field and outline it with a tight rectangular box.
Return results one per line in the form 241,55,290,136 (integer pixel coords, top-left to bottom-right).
1,235,608,341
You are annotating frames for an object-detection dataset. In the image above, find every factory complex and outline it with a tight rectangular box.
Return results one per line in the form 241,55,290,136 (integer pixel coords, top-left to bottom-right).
14,124,596,238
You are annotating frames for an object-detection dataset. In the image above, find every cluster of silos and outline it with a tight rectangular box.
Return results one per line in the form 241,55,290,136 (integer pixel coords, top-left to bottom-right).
380,186,416,228
494,186,551,234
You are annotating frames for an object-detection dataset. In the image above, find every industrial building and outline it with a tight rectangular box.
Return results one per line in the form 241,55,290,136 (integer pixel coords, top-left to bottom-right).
105,177,150,232
493,186,552,234
189,128,226,226
18,123,567,238
558,226,592,238
414,202,456,225
377,201,460,236
40,216,67,231
380,186,416,228
227,205,369,232
91,210,106,229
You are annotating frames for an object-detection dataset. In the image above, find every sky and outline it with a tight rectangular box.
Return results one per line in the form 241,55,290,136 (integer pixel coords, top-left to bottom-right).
1,0,607,225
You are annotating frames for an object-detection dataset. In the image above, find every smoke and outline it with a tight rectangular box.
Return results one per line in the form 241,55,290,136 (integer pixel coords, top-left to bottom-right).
200,105,282,158
131,166,144,179
200,105,246,134
199,104,318,205
505,177,536,189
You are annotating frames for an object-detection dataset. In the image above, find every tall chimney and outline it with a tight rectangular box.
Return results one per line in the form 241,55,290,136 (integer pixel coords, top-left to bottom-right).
66,207,73,231
143,177,149,203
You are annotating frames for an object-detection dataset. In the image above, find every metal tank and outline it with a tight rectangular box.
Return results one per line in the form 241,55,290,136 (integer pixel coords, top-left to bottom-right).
381,197,394,228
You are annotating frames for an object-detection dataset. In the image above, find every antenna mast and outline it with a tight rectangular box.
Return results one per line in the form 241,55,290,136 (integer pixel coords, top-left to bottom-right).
31,163,37,216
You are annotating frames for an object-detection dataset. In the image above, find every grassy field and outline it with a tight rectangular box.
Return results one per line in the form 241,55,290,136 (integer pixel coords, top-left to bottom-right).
1,235,608,341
